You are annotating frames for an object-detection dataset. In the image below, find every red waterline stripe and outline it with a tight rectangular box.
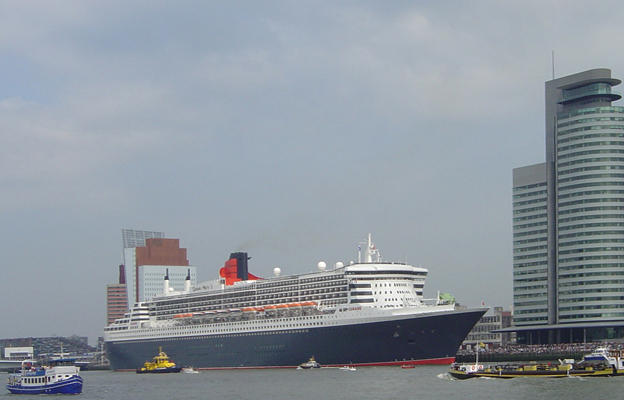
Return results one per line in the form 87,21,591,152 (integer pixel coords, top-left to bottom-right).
111,357,455,372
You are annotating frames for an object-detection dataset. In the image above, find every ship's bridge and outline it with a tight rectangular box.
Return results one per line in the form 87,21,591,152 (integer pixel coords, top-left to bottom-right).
344,262,428,308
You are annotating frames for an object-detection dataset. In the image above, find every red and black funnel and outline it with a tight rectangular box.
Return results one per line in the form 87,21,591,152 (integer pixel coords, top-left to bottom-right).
220,252,261,285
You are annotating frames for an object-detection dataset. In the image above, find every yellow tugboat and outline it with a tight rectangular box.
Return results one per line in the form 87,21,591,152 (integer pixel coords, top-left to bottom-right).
136,348,182,374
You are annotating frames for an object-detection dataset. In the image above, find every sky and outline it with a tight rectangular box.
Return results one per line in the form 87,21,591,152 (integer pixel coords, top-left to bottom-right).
2,0,624,345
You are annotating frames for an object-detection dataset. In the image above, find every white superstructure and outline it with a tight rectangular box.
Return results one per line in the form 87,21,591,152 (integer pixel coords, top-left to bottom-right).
105,234,454,341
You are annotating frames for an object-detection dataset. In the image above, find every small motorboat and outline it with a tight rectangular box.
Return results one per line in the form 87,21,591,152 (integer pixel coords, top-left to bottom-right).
298,356,321,369
182,367,199,374
339,366,356,371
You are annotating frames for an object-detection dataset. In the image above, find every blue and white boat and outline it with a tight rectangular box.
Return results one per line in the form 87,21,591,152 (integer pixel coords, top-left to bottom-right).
6,358,83,395
582,347,612,362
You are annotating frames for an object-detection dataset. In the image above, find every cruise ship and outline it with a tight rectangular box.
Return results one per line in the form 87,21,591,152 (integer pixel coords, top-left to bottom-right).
104,235,486,370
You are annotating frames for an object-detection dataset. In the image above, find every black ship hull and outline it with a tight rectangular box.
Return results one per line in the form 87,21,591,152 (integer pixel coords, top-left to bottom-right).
106,308,486,370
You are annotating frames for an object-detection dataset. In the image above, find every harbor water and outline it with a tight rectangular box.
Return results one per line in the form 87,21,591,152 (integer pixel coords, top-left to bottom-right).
4,364,621,400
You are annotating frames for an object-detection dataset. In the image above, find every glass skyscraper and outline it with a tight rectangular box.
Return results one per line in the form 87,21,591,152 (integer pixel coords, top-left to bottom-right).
513,68,624,344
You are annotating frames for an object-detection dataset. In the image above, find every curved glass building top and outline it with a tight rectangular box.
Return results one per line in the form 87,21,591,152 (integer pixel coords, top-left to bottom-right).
559,81,622,105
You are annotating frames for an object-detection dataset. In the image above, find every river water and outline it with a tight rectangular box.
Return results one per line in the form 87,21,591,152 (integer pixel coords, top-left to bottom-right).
3,365,620,400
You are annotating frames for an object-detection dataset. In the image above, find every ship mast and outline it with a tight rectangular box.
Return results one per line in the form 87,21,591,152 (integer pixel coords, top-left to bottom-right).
363,234,381,263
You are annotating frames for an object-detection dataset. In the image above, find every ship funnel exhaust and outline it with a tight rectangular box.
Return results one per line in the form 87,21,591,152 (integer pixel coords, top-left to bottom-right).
220,252,260,286
163,268,170,294
230,252,249,281
184,269,191,292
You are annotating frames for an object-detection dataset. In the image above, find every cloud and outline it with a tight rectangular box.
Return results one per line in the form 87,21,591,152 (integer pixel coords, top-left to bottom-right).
1,0,624,342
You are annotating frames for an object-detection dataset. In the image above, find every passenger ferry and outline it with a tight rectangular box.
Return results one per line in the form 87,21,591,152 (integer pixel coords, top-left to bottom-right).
6,359,83,395
104,235,486,370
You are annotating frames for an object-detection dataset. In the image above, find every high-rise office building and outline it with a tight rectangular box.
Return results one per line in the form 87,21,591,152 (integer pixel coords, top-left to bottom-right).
106,264,128,325
122,229,164,249
106,230,197,325
106,284,128,325
121,229,165,304
513,68,624,344
123,236,196,303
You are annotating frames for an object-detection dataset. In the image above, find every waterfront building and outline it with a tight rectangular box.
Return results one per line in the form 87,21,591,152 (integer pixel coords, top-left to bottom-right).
4,347,33,359
106,286,128,326
0,336,94,358
121,229,164,303
461,307,514,349
106,264,128,325
121,229,164,249
512,68,624,344
122,235,196,303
